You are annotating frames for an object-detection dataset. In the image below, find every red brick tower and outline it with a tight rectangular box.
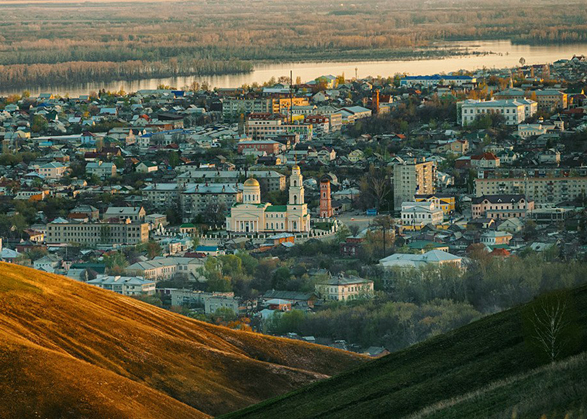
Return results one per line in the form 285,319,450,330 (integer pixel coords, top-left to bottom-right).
372,89,380,114
320,177,333,218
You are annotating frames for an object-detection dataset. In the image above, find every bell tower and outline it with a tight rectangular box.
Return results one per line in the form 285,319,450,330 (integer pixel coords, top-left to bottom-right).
320,177,333,218
288,165,304,205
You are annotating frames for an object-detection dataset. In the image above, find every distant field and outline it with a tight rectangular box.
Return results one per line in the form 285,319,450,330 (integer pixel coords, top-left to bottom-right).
0,0,586,88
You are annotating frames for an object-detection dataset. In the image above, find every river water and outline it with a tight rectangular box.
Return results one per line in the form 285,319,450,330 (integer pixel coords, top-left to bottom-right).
1,40,586,97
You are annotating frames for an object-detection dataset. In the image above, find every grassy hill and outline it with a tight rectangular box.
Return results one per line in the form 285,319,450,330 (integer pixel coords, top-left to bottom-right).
222,286,587,419
0,263,366,419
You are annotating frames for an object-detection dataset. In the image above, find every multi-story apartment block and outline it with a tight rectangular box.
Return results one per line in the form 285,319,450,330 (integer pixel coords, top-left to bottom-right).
47,219,149,245
125,257,205,281
222,98,272,119
175,169,286,192
393,159,436,210
245,113,313,141
143,183,180,211
180,183,242,223
400,75,476,88
495,88,568,111
315,275,374,301
87,275,156,296
237,139,283,155
458,99,537,126
471,194,535,219
475,177,587,206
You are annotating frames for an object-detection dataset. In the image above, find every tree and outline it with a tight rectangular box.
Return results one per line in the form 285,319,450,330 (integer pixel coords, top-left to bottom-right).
373,215,395,257
523,291,582,363
31,115,48,133
519,57,526,67
168,151,180,168
360,166,392,211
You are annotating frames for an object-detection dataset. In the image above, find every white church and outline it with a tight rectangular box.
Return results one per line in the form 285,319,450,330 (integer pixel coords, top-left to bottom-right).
226,165,310,234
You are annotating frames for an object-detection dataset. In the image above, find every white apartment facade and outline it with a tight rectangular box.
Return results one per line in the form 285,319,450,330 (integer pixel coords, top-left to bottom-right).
459,99,537,126
47,219,149,245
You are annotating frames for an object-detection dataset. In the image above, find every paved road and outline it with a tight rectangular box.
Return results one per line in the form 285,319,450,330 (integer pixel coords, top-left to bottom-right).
335,212,376,232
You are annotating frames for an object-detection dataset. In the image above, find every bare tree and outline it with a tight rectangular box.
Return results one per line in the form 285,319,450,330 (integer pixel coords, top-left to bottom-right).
373,214,395,258
360,166,392,211
525,292,580,363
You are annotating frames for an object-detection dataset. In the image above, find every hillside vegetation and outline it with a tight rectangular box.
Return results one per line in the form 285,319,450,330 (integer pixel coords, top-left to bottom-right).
0,262,365,419
222,286,587,419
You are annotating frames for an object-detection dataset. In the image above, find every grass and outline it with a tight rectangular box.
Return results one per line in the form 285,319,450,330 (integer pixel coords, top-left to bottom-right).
0,262,366,419
221,286,587,419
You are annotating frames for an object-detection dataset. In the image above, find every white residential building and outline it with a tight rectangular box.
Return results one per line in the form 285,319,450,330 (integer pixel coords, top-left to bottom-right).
401,201,444,228
87,275,156,296
315,275,374,301
459,99,537,126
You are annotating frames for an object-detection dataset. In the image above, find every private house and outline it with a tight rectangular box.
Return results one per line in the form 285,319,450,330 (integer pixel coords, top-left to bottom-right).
480,231,513,246
36,162,68,179
136,161,158,174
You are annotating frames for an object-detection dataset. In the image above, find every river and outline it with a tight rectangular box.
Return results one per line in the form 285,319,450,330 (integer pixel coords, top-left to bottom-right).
1,40,586,97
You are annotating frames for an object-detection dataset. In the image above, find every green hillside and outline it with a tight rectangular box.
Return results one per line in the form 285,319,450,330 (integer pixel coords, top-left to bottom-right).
222,287,587,419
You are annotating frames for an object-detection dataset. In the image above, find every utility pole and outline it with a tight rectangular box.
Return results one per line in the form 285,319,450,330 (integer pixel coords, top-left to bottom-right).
290,70,294,124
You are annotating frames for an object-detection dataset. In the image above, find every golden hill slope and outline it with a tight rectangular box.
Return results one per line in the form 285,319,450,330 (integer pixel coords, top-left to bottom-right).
0,263,366,418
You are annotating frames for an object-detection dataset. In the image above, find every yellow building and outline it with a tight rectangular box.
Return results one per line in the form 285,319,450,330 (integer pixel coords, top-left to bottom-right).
226,166,310,234
414,194,456,215
273,97,310,114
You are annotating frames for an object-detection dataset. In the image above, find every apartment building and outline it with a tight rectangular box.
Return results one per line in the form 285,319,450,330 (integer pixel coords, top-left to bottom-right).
471,194,534,219
494,88,568,111
475,177,587,206
458,99,537,126
180,183,242,223
170,289,240,314
393,159,436,210
176,169,286,192
315,275,374,301
125,257,205,281
222,98,272,119
143,183,180,211
245,113,313,141
47,219,149,245
237,139,283,155
87,275,156,296
400,75,476,88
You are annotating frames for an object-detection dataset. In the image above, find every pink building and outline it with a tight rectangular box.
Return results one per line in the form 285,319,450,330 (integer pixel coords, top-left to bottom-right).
471,195,534,219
